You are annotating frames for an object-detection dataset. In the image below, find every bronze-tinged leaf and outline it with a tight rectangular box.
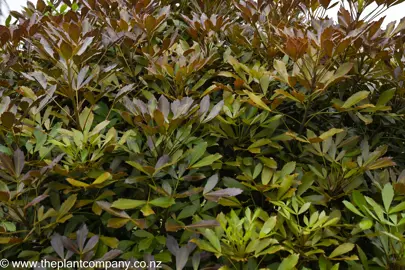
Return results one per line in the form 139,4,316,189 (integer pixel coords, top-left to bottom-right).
323,39,334,57
132,219,147,229
68,23,81,43
60,41,73,60
319,0,331,9
367,157,396,170
1,112,15,129
107,218,130,228
0,191,10,202
183,174,206,182
0,25,11,45
185,220,220,230
165,218,184,232
394,183,405,195
145,15,157,34
36,0,46,11
0,153,15,175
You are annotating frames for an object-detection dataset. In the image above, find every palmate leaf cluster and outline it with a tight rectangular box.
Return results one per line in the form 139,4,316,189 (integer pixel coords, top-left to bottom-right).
1,0,405,269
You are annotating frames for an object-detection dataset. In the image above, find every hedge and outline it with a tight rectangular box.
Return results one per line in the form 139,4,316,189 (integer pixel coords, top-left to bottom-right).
1,0,405,269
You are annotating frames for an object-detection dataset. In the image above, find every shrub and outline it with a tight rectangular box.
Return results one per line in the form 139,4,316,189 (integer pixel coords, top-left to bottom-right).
1,0,405,269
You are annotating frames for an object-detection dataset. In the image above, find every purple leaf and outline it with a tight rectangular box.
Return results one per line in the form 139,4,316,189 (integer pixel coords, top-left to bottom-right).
204,188,243,202
24,194,49,210
198,95,210,116
155,155,170,169
203,100,223,123
83,235,99,254
77,66,89,90
50,234,65,259
176,246,190,270
40,153,65,174
76,224,89,251
115,84,135,101
134,99,148,115
158,95,170,120
96,249,122,261
166,235,179,256
62,236,79,254
31,71,47,89
77,36,94,55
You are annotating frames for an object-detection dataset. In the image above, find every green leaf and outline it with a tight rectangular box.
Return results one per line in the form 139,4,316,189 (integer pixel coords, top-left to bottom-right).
177,205,199,220
89,120,110,137
202,229,221,252
298,202,311,215
277,174,295,199
111,199,146,210
365,196,385,221
278,254,299,270
261,166,273,185
259,216,277,238
358,219,373,230
329,243,355,258
382,183,394,212
343,201,364,217
149,197,175,208
260,75,271,95
191,239,218,254
281,162,296,177
389,201,405,214
330,264,340,270
357,245,369,270
190,154,222,168
334,62,353,78
342,91,369,108
190,142,207,166
203,174,218,195
377,89,395,106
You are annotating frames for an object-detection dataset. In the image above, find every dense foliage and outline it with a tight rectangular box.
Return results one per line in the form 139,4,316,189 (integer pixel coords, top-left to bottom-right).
1,0,405,269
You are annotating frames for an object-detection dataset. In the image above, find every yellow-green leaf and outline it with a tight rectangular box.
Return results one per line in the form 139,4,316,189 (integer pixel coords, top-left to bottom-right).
329,243,355,258
244,90,271,111
92,172,112,185
111,199,146,210
66,178,89,188
342,91,369,109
